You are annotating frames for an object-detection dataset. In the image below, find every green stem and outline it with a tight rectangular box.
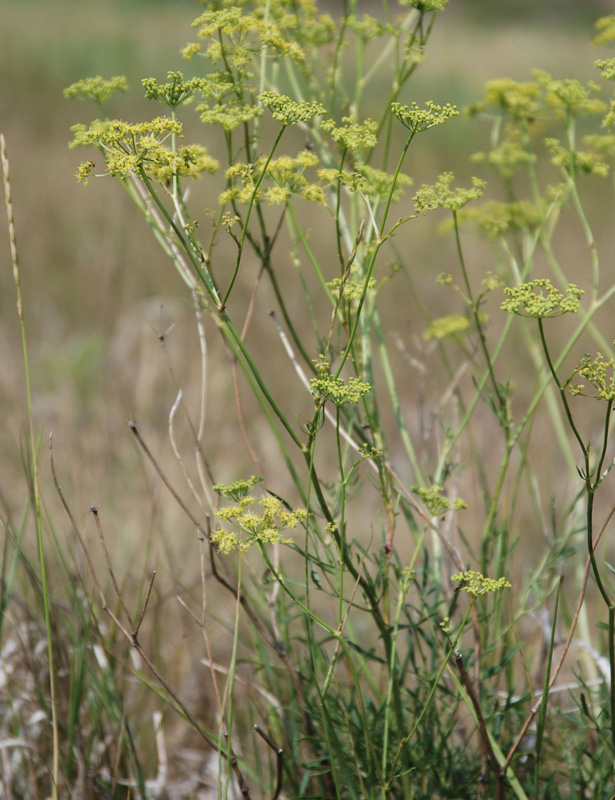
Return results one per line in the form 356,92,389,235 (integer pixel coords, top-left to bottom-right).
609,606,615,753
221,311,304,449
2,136,59,800
287,201,335,305
138,166,218,300
223,124,286,306
336,133,414,376
453,210,510,441
537,319,586,455
565,116,600,298
386,602,473,786
595,401,612,483
381,571,413,785
336,408,346,628
537,320,614,669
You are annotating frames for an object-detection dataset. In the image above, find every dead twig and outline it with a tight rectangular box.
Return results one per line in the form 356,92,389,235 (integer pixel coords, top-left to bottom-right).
254,725,284,800
453,649,502,799
128,420,205,534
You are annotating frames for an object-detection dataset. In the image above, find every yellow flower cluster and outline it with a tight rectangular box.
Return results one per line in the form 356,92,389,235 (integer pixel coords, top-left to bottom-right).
451,570,511,597
321,117,378,151
220,150,323,206
392,100,458,134
318,165,413,202
413,484,467,516
211,485,307,555
593,14,615,46
458,200,543,239
466,78,542,120
399,0,449,12
347,13,395,41
501,279,583,318
471,126,536,180
310,358,371,406
467,71,606,124
413,173,486,214
189,7,305,70
545,137,610,177
259,92,326,125
142,71,207,109
423,314,471,342
64,75,128,106
70,117,218,185
596,58,615,82
327,268,376,303
534,70,605,119
569,351,615,401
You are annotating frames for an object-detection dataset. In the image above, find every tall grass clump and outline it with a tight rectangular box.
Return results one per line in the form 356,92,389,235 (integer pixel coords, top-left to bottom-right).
5,1,615,797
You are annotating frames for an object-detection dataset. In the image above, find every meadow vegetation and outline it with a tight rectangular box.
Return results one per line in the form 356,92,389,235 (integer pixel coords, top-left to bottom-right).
3,1,615,798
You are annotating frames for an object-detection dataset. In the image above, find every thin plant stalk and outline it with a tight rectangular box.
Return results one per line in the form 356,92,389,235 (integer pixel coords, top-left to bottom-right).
2,133,60,800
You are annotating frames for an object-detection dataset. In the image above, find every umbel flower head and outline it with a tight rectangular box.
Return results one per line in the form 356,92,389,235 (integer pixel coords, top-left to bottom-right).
399,0,449,10
423,313,488,342
451,570,511,597
596,57,615,82
391,100,458,133
321,116,378,151
458,200,543,240
64,75,128,106
501,278,584,318
413,172,486,214
413,484,467,515
187,6,306,68
142,71,209,109
546,137,609,178
569,350,615,401
211,477,307,555
259,91,326,126
327,268,376,303
593,14,615,46
318,164,413,203
69,117,218,184
465,77,541,120
471,126,536,180
533,70,605,119
310,357,371,406
220,150,324,207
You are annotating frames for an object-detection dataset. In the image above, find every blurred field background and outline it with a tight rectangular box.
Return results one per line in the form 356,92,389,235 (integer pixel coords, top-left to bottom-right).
2,0,615,793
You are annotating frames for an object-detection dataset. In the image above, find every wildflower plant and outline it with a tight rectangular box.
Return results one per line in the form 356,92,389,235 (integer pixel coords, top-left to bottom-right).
10,3,613,799
212,481,306,554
